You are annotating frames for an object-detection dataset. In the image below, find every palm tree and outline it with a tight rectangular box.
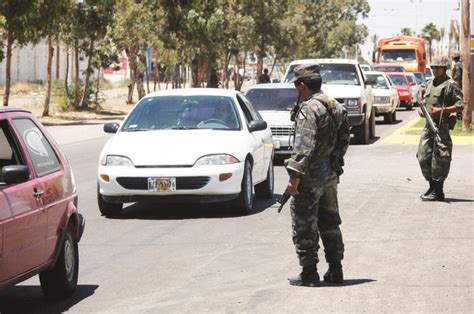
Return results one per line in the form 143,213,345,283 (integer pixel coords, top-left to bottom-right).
439,26,445,55
400,27,413,36
448,19,460,57
421,22,440,63
371,33,379,61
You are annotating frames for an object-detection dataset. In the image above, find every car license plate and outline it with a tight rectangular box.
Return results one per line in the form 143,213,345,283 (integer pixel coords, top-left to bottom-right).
148,177,176,192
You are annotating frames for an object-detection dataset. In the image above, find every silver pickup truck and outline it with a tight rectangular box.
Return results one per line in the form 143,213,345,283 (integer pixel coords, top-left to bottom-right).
283,58,376,144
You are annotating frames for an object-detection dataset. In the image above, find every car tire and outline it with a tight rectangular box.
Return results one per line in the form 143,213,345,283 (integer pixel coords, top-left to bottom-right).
406,103,413,110
97,184,123,217
39,224,79,298
255,158,274,199
391,110,397,123
233,160,254,214
369,108,376,139
354,117,369,144
384,112,393,124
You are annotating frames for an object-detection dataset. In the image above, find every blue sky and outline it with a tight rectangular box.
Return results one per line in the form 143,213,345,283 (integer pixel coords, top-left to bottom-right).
359,0,461,62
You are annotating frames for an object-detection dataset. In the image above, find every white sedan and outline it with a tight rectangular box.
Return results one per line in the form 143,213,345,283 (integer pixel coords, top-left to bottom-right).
97,88,274,216
364,71,400,124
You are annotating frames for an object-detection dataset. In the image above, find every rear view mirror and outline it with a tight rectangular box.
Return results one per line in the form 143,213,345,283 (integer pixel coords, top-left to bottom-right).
104,122,120,133
3,165,29,184
248,120,267,132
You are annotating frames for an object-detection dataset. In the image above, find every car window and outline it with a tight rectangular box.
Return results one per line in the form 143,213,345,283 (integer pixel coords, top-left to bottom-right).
406,75,416,84
374,65,405,72
283,64,299,83
366,74,389,89
320,63,360,86
0,120,26,184
245,88,297,111
12,118,61,177
388,75,408,86
236,94,263,124
121,95,241,130
381,49,416,62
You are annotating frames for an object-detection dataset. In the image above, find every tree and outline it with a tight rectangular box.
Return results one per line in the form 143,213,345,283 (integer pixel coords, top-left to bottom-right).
400,27,413,36
0,0,36,107
448,19,460,55
421,22,440,63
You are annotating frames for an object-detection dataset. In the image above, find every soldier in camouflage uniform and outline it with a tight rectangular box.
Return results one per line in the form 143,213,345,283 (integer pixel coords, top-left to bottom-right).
285,63,350,287
417,56,464,201
451,52,463,88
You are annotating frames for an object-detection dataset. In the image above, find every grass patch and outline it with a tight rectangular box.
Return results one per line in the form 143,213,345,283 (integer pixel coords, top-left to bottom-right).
403,117,473,136
0,82,45,95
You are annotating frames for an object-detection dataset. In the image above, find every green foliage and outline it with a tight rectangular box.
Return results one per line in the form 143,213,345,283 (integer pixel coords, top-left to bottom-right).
404,117,473,137
400,27,413,36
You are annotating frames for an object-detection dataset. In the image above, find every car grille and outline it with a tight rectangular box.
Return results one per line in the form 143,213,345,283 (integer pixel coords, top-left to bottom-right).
271,126,294,136
116,176,210,190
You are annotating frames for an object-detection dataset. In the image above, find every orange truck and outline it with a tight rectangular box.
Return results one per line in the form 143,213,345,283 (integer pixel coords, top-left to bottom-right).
373,36,427,73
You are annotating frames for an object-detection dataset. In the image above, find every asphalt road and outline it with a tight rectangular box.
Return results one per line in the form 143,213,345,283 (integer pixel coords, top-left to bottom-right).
1,109,473,313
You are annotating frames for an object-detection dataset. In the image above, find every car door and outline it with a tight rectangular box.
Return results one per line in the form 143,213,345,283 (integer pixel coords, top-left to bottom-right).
0,118,48,283
12,117,65,261
237,94,272,183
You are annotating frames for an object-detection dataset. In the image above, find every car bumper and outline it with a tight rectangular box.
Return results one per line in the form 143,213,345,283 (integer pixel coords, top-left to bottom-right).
272,135,293,156
102,193,239,204
348,113,364,126
98,162,245,198
374,103,393,114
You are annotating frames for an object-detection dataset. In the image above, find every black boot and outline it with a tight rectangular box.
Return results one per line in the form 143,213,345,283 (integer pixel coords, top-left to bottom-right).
421,180,445,201
288,265,320,287
420,180,435,199
323,262,343,284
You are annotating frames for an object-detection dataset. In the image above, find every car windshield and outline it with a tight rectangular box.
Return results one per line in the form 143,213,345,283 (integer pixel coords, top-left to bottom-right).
320,63,360,85
366,74,389,89
425,67,433,77
387,74,408,86
413,73,426,84
245,88,298,111
121,95,240,131
381,49,417,62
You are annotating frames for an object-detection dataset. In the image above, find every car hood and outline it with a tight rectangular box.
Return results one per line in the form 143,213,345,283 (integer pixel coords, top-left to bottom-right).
372,89,393,97
321,85,363,98
103,130,247,166
259,111,292,126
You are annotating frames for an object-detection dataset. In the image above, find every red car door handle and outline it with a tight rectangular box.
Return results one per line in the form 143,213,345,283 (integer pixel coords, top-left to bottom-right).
33,189,44,198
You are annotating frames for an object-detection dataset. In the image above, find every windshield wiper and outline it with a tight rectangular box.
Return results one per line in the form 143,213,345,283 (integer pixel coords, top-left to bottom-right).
123,128,153,132
171,126,199,130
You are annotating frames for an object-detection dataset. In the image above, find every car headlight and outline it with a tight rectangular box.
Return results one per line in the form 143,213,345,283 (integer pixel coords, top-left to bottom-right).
345,98,361,108
374,96,390,103
195,154,240,166
101,155,134,166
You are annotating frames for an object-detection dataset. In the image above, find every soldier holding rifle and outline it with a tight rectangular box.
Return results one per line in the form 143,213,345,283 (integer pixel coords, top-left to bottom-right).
283,63,350,287
417,56,464,201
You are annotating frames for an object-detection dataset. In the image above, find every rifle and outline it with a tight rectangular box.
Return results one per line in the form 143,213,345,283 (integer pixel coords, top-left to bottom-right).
277,188,291,213
419,101,442,142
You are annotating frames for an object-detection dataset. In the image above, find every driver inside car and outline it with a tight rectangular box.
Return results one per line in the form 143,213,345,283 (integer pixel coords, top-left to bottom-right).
198,103,238,128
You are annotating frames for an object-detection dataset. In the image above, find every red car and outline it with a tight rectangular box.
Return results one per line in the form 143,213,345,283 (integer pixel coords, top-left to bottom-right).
0,108,84,298
386,72,414,110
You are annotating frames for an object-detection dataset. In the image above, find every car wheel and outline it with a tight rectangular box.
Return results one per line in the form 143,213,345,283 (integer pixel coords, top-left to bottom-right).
354,117,369,144
383,112,393,124
255,158,274,199
39,224,78,298
406,103,413,110
233,160,254,214
369,108,376,139
97,184,123,217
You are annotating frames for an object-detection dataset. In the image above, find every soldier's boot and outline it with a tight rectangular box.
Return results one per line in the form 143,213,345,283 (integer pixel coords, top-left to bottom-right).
421,180,445,201
288,265,320,287
323,262,344,284
420,180,435,199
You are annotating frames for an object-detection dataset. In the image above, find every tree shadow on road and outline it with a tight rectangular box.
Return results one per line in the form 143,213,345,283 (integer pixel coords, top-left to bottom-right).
0,284,99,313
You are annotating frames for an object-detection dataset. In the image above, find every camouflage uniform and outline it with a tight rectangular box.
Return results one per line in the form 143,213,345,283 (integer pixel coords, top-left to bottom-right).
451,53,463,88
286,92,350,268
417,73,464,182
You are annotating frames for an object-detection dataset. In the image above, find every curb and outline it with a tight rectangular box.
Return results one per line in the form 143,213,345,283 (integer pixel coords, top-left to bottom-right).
383,115,474,145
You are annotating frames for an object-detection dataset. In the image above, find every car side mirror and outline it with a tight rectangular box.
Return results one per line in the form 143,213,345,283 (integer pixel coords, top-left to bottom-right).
248,120,268,132
104,122,120,133
2,165,29,184
409,82,416,86
365,76,376,85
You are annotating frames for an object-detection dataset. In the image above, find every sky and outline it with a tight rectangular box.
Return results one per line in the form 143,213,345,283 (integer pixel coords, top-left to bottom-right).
358,0,461,62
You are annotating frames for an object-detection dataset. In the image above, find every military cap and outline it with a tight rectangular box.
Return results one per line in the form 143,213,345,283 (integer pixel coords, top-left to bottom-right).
290,63,321,82
451,51,460,59
431,56,450,69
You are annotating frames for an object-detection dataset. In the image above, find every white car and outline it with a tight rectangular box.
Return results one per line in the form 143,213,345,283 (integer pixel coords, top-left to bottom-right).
363,71,400,124
245,83,297,158
97,88,274,216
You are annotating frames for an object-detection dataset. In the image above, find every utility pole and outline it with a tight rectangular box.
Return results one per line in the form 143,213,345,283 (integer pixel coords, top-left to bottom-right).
461,0,472,131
